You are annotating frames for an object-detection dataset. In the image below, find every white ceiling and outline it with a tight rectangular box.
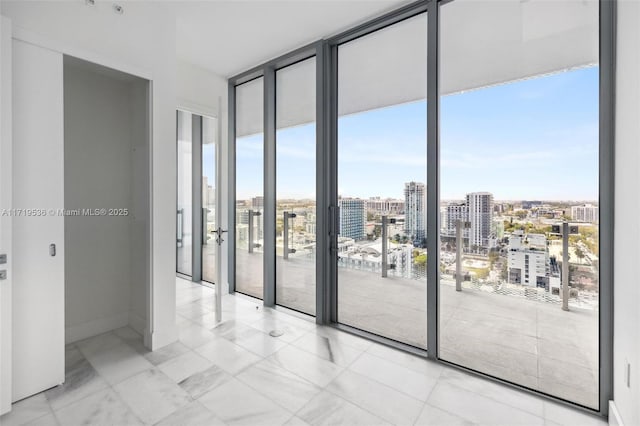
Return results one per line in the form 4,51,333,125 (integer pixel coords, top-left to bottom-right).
175,0,410,78
2,0,597,138
233,0,599,137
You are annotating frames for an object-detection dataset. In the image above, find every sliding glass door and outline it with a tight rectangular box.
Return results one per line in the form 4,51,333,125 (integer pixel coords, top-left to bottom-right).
176,110,219,285
275,58,317,315
438,0,600,409
336,13,428,349
235,78,265,299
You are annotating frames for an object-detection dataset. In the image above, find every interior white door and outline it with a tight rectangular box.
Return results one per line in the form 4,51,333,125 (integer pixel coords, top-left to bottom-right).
0,15,13,415
12,39,64,402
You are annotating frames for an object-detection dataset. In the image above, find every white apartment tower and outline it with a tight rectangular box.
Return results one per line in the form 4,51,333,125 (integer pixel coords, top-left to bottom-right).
466,192,494,249
571,204,599,224
404,182,426,241
444,202,469,238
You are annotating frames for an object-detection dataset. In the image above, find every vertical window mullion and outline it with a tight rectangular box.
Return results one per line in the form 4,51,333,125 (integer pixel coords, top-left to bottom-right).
227,84,237,294
264,67,277,306
315,42,329,323
192,114,203,282
599,0,615,415
426,1,440,359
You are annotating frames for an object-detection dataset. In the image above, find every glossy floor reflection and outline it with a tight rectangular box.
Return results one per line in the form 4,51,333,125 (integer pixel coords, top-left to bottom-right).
1,277,605,426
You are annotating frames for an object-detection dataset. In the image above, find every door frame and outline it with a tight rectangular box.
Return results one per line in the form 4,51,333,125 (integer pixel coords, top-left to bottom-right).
228,43,329,318
175,107,221,289
2,28,155,410
0,14,13,417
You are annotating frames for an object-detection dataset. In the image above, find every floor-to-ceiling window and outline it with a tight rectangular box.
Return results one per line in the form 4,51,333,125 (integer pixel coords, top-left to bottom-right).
227,0,610,412
336,12,428,349
438,0,600,409
235,78,265,299
275,58,317,315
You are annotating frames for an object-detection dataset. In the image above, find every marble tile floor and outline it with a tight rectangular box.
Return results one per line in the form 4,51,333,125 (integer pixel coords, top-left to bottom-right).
0,278,607,426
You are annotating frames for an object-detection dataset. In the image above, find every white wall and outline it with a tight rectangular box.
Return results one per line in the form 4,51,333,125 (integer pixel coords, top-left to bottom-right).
612,1,640,425
63,59,149,342
0,1,230,350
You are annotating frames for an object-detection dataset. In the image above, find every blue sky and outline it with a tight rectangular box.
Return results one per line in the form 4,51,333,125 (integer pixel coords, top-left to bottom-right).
234,66,599,202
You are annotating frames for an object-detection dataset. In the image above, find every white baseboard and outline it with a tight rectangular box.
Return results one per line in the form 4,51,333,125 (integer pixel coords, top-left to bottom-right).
609,401,624,426
147,324,178,351
65,312,129,344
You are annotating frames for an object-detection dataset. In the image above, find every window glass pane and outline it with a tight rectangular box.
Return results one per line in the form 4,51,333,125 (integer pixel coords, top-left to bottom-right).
235,78,264,299
177,110,193,276
276,58,317,315
439,0,599,409
202,116,217,284
337,12,428,348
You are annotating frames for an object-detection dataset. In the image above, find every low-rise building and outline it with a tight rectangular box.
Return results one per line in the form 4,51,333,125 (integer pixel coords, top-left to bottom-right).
507,230,550,287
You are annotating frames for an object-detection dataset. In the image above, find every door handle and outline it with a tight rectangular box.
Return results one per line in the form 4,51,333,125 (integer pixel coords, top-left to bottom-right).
213,227,227,245
202,208,210,245
248,209,262,253
283,211,297,260
176,208,184,247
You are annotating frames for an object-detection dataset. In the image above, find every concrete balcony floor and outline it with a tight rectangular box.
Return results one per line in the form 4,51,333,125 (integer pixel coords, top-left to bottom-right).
235,250,599,409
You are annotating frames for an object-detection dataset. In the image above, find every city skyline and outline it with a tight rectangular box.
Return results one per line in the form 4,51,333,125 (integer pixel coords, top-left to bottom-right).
235,66,598,201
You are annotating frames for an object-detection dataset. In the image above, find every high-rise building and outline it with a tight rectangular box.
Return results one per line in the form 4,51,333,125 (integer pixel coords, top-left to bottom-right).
466,192,494,249
443,202,469,238
571,204,599,224
251,196,264,209
404,182,426,241
338,198,366,241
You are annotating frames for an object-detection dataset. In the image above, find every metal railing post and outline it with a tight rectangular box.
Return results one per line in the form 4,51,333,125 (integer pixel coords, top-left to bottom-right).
562,221,570,311
382,215,388,278
248,209,254,253
202,208,209,246
456,220,463,291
